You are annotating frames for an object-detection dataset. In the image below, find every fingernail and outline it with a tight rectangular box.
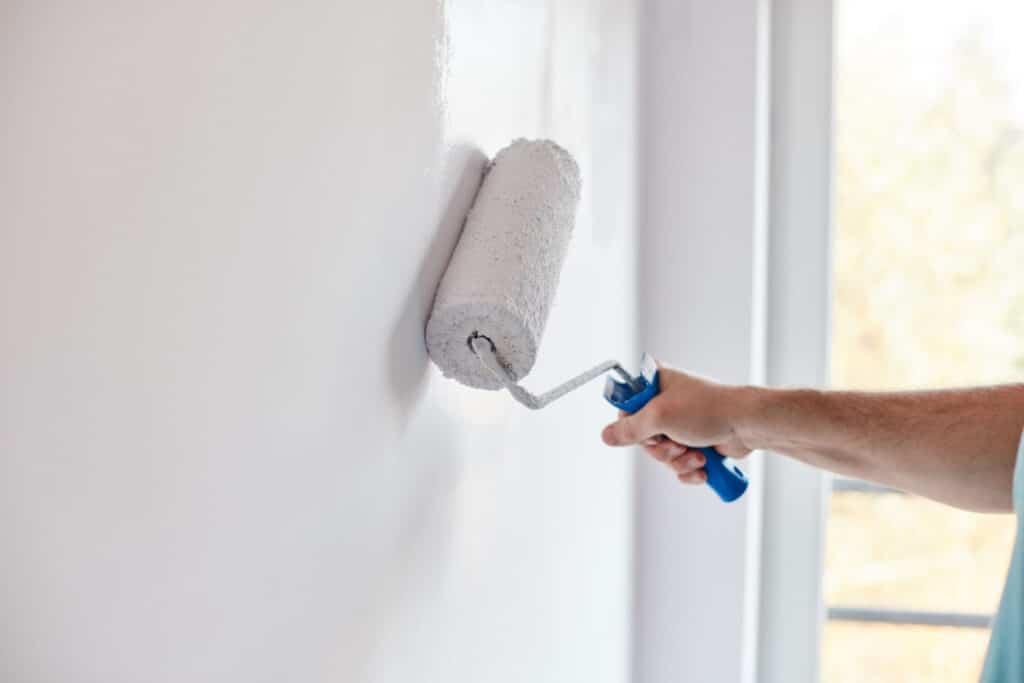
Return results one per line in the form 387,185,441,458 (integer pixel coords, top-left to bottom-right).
644,437,660,447
667,444,685,458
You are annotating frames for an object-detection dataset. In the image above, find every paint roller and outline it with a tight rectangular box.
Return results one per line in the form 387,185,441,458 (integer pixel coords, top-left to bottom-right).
425,139,748,503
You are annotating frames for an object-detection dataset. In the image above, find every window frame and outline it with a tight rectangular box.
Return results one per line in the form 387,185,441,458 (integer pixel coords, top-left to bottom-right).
757,0,835,681
761,3,1007,680
827,478,999,628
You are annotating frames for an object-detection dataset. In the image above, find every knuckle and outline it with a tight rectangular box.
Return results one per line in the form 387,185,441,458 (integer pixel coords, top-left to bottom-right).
665,445,684,461
672,458,696,475
646,401,666,423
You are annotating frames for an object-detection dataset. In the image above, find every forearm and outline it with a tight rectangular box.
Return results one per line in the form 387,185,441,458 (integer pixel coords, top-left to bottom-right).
736,384,1024,512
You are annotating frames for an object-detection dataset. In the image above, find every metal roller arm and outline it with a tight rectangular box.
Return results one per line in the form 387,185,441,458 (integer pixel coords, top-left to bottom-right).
468,333,639,410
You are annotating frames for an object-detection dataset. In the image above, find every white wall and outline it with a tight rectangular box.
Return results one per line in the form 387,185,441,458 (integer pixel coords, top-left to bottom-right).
0,2,637,682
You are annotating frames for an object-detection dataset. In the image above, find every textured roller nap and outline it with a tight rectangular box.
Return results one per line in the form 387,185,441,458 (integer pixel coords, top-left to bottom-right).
426,139,581,389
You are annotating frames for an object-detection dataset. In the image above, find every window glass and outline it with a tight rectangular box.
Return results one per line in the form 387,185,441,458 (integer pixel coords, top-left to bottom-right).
826,0,1024,679
823,622,992,683
826,492,1014,612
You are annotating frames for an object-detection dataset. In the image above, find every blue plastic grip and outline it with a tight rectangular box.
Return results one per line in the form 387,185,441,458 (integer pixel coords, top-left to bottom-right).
694,446,748,503
603,354,748,503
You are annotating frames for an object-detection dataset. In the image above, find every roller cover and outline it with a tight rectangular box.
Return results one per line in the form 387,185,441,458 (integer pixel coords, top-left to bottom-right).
426,139,581,389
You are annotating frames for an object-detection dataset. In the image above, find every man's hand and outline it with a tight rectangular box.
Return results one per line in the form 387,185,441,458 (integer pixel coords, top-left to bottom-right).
599,361,1023,512
601,365,754,487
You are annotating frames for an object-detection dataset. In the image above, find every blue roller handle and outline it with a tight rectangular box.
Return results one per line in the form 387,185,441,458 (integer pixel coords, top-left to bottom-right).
692,446,749,503
604,354,749,503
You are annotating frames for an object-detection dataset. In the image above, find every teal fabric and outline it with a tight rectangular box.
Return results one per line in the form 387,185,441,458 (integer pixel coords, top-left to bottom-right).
980,432,1024,682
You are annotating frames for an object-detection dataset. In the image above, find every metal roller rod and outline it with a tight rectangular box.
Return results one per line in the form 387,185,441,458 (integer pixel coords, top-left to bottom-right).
468,332,640,410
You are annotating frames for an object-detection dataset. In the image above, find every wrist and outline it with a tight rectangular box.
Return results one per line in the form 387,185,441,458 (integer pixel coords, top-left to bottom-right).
727,385,764,450
729,384,810,452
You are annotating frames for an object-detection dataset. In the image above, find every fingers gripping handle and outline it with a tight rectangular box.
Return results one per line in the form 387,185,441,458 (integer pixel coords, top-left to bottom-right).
603,354,749,503
694,447,749,503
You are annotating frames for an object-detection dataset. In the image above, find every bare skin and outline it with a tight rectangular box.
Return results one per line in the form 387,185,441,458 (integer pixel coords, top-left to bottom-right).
601,364,1024,513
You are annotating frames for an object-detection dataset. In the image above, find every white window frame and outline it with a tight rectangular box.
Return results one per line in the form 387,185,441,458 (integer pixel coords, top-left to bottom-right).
757,0,834,682
639,1,1001,678
635,0,771,681
759,4,999,681
636,1,836,681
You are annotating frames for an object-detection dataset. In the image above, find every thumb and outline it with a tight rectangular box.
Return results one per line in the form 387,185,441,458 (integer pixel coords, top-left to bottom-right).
601,401,664,446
